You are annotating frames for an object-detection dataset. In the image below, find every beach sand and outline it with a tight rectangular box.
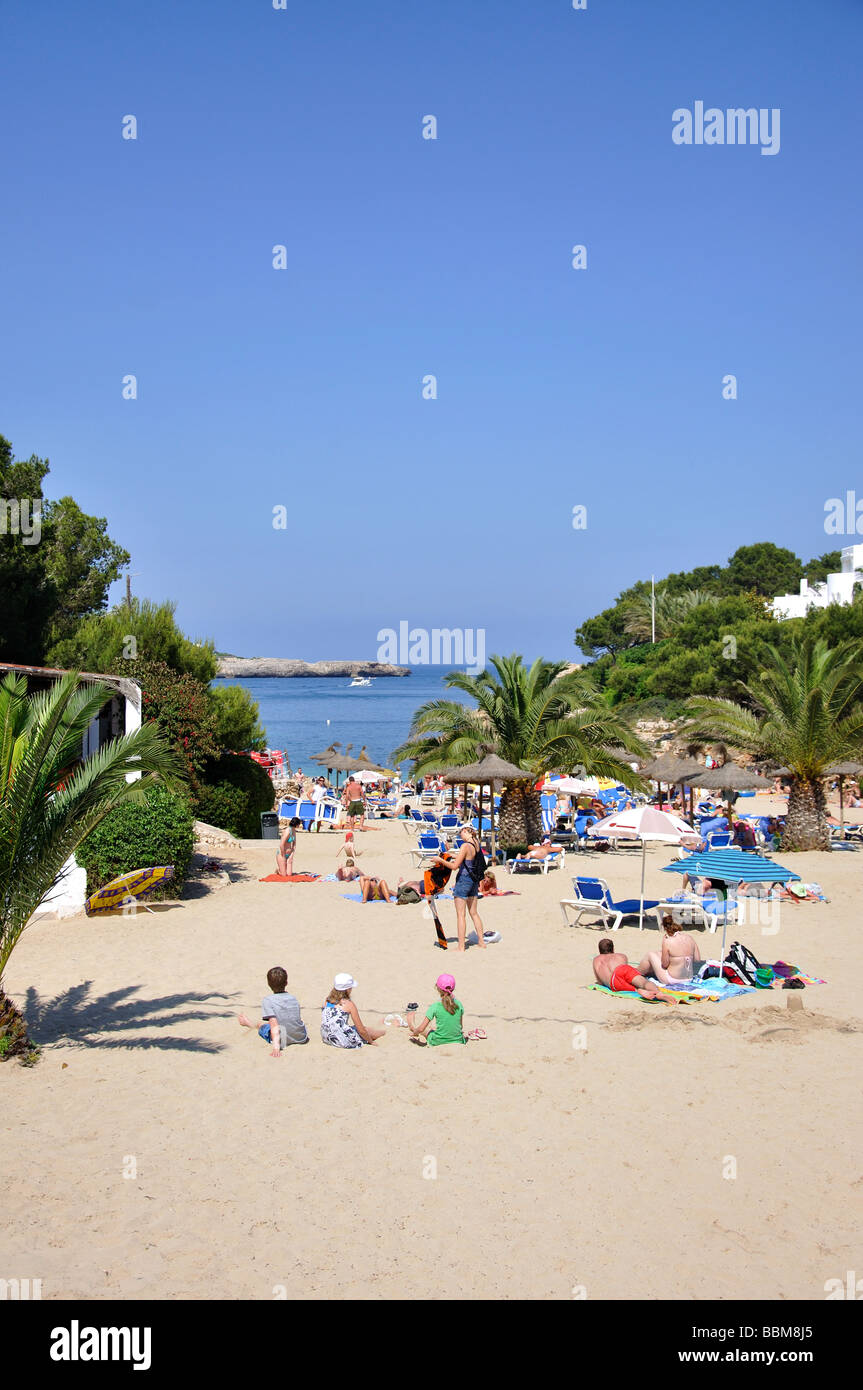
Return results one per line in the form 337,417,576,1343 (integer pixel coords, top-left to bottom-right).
2,796,862,1301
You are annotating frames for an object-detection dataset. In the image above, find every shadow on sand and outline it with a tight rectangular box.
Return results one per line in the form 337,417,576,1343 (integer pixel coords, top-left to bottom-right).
21,981,237,1053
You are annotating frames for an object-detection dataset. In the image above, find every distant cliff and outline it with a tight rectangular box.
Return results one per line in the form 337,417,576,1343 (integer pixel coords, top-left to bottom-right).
215,658,411,678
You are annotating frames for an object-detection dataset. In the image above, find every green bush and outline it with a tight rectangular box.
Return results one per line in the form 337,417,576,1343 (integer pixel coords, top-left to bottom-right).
195,753,275,837
77,784,196,899
195,782,254,838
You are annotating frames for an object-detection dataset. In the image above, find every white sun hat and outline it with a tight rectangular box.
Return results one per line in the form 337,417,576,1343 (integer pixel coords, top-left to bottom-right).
333,972,358,990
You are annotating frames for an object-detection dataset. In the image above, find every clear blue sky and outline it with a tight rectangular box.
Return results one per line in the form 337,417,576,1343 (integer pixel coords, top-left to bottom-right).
1,0,860,662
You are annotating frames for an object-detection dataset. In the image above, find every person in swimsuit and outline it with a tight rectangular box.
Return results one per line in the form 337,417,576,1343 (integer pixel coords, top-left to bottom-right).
320,973,385,1047
592,939,676,1003
435,826,485,952
336,856,361,883
638,915,701,985
343,776,365,831
359,874,394,902
276,817,302,877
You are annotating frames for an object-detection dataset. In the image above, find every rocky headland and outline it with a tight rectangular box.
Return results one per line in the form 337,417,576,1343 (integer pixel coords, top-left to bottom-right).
215,657,410,678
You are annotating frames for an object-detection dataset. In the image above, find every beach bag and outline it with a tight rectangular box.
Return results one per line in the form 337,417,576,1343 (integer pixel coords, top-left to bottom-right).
725,941,763,986
397,885,421,905
699,961,752,986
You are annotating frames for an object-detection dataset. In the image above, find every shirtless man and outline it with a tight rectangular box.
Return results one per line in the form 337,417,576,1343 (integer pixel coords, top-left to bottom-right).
343,776,365,831
592,938,677,1003
638,915,701,985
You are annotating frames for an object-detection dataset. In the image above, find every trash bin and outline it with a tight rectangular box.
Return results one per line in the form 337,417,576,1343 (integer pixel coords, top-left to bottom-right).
260,811,280,840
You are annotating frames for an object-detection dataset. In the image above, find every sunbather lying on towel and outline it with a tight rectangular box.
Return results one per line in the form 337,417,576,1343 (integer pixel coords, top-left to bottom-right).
593,939,677,1003
359,874,394,902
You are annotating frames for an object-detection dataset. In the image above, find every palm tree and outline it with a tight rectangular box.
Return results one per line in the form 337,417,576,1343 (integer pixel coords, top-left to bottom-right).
1,671,186,1059
622,589,719,642
683,638,863,850
392,654,645,846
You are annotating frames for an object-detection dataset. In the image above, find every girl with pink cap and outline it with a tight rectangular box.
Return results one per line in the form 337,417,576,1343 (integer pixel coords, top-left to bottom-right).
407,976,486,1046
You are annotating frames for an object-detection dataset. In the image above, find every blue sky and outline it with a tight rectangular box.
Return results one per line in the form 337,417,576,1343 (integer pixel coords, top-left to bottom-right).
1,0,860,662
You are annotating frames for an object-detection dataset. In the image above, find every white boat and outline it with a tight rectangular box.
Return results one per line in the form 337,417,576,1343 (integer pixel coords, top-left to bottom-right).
349,676,373,687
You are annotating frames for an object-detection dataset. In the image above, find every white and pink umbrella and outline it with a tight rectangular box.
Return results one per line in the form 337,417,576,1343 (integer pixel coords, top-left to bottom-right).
587,805,699,929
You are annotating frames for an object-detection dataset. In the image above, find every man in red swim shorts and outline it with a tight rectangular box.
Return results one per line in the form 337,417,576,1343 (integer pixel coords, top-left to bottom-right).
592,939,676,1003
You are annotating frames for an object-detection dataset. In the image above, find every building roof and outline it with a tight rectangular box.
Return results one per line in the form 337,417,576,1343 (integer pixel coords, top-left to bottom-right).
0,661,141,707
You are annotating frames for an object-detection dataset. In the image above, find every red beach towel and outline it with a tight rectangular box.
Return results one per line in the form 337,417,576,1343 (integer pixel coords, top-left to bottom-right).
259,873,320,883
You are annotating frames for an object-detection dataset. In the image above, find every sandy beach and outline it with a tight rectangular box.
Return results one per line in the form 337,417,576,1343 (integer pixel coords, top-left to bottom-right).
3,796,862,1302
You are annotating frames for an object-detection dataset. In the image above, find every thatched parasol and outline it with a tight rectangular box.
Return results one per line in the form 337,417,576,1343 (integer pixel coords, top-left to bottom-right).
695,762,772,828
640,754,705,821
603,745,645,766
443,751,533,860
310,742,341,762
825,760,863,839
311,745,355,790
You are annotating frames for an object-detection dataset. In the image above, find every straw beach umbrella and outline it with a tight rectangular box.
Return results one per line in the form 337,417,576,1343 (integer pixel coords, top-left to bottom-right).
640,754,705,819
824,761,863,840
694,762,772,830
311,745,355,791
443,750,534,862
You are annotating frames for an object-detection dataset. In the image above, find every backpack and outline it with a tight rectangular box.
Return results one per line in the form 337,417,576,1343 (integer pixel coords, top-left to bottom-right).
397,885,422,905
470,847,487,883
725,941,764,987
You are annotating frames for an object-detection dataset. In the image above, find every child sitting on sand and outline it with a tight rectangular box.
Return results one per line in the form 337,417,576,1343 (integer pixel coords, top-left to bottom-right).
406,974,485,1046
238,966,309,1058
320,973,385,1047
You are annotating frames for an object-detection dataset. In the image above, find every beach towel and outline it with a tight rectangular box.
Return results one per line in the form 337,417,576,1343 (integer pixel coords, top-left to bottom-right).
589,981,752,1002
260,873,320,883
340,890,454,904
340,892,397,904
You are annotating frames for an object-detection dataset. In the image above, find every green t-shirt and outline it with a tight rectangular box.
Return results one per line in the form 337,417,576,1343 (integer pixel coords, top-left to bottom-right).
426,998,466,1046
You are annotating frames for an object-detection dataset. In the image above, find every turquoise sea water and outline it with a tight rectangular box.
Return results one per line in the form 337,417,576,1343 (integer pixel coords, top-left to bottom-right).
216,669,469,773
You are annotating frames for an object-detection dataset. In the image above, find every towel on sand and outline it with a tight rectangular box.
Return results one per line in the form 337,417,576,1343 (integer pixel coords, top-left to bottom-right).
589,981,753,1002
260,873,320,883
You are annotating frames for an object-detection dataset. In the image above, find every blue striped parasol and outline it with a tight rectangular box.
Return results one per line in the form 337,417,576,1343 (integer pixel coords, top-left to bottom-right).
663,848,799,977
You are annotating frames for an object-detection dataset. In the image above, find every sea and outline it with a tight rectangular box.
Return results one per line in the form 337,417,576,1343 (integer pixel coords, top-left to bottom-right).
216,669,471,774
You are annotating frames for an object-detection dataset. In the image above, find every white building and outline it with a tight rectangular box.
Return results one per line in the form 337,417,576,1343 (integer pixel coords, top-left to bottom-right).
772,543,863,620
0,662,142,918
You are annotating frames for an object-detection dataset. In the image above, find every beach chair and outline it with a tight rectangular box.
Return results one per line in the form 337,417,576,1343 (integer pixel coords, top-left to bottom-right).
707,830,732,849
651,894,738,935
439,813,461,838
559,876,659,930
404,833,447,867
507,847,565,875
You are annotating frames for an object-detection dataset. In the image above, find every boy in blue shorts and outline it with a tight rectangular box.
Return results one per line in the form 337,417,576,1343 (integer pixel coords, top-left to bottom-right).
238,966,309,1058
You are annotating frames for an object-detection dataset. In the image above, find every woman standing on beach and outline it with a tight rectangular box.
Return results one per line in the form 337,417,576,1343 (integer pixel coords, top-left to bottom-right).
276,817,302,877
436,827,486,952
